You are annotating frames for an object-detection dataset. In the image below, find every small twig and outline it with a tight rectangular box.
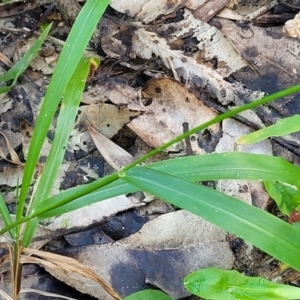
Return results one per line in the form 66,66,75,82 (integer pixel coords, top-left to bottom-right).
245,0,279,20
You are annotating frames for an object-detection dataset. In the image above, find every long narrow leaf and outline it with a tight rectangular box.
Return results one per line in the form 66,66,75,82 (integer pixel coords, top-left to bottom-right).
22,57,93,247
16,0,109,227
0,192,15,239
2,152,300,232
0,24,52,87
121,166,300,271
36,153,300,219
238,115,300,144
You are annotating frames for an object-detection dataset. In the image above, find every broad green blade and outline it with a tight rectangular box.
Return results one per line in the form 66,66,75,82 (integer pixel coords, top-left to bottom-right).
16,0,109,230
121,166,300,271
0,23,51,87
184,268,300,300
123,290,173,300
36,153,300,219
238,115,300,144
22,57,93,246
2,152,300,233
265,181,300,216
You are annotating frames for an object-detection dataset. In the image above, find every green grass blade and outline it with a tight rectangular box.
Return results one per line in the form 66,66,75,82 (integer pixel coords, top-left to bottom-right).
0,192,15,239
21,57,92,246
0,23,52,86
148,153,300,186
265,181,300,216
2,152,299,231
238,115,300,145
184,268,300,300
16,0,109,229
35,152,300,219
0,173,119,237
123,290,173,300
121,166,300,271
120,84,300,172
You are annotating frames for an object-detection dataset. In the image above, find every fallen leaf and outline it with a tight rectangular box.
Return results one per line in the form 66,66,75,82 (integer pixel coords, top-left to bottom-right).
215,117,272,209
78,103,140,139
47,210,234,299
81,78,145,111
0,129,23,166
128,77,221,154
88,124,134,171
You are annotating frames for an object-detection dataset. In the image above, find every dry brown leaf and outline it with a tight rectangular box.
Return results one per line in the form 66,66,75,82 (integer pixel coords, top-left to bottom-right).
128,77,220,154
111,0,229,23
21,248,121,300
13,37,56,75
82,78,145,111
50,210,233,299
0,129,23,166
88,123,134,171
218,18,300,79
78,103,140,139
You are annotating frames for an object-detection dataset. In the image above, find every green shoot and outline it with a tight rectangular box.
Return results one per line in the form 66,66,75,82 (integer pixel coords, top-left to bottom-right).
184,268,300,300
238,114,300,145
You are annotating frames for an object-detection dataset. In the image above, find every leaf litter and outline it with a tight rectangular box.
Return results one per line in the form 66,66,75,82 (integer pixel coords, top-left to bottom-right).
1,0,300,299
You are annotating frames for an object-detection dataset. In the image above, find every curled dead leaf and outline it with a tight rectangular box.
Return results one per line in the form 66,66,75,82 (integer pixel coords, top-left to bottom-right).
88,123,134,171
21,247,121,300
0,129,24,166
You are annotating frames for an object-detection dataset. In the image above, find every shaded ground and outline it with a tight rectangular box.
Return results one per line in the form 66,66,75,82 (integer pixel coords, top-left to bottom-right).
1,0,300,299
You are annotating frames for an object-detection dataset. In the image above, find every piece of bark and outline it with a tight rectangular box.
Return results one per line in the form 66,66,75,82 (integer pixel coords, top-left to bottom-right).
193,0,230,22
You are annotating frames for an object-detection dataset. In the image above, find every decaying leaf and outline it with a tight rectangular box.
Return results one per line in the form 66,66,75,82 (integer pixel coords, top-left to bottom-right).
81,78,145,111
88,123,134,171
151,9,246,78
215,118,273,209
13,37,57,75
110,0,229,23
218,18,300,81
21,247,121,300
130,11,248,104
0,129,23,166
283,11,300,38
128,77,221,154
42,195,140,232
45,210,234,299
78,103,140,139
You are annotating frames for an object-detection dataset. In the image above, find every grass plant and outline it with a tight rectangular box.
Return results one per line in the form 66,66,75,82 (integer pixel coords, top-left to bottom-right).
1,1,300,299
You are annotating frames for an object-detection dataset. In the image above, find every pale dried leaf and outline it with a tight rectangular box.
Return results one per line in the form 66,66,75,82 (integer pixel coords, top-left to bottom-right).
48,210,233,299
0,289,13,300
42,195,139,231
82,78,145,111
111,0,228,23
283,11,300,38
88,124,134,171
215,118,272,209
128,77,220,153
78,103,140,139
218,18,300,78
21,248,121,300
0,129,23,166
20,289,76,300
216,7,245,20
132,21,242,105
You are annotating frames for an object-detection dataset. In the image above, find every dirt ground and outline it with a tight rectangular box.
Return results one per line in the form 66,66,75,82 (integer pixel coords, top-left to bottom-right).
1,0,300,299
